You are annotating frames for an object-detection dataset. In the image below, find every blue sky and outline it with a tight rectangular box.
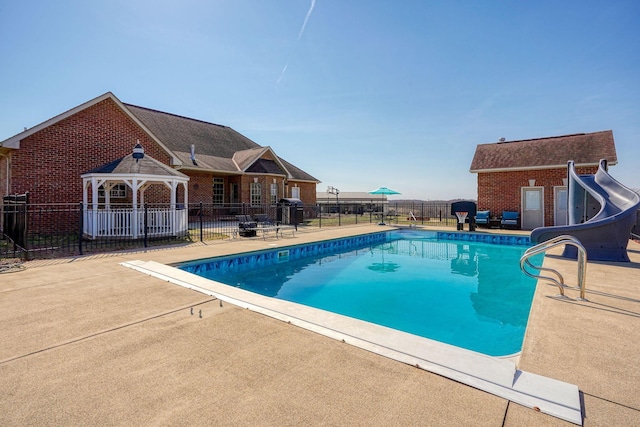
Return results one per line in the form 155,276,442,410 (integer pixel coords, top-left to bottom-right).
1,0,639,200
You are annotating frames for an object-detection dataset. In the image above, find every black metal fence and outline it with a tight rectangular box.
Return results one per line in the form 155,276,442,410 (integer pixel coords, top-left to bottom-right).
1,201,457,261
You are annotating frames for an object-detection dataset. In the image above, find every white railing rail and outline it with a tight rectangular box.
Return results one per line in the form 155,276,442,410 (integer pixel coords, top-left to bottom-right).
83,207,187,238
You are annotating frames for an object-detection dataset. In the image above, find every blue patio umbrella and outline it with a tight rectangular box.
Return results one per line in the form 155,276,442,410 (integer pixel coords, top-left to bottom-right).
369,187,401,224
369,187,401,196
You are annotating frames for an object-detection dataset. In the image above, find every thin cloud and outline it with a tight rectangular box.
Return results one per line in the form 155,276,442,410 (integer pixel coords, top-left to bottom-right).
298,0,316,40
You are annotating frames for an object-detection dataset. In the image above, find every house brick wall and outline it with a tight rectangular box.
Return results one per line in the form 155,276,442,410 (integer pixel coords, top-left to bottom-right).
477,166,598,226
10,98,171,204
187,173,213,204
7,97,318,208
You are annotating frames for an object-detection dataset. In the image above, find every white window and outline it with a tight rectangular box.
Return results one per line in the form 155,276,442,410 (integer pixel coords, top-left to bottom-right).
270,183,278,204
291,186,300,199
213,178,224,205
250,182,262,206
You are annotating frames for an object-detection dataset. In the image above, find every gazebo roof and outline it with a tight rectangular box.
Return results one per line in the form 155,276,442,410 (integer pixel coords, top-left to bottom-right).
82,153,188,179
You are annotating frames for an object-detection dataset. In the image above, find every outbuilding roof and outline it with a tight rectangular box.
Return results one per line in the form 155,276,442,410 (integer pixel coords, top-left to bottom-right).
469,130,617,172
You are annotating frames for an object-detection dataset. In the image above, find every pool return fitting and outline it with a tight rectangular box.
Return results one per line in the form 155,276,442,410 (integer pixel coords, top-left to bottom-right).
520,235,588,301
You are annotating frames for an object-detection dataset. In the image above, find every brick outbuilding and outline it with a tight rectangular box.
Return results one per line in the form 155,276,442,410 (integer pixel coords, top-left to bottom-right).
469,131,617,230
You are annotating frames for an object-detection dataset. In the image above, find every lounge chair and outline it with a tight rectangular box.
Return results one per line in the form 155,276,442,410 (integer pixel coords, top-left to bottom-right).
254,213,277,226
475,210,490,227
500,211,520,229
253,213,296,239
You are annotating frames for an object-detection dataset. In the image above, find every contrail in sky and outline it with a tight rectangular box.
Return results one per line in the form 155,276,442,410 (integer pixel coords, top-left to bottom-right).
276,63,288,86
298,0,316,39
277,0,315,87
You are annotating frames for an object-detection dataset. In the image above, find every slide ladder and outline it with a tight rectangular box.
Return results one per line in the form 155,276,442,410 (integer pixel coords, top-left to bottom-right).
520,235,588,301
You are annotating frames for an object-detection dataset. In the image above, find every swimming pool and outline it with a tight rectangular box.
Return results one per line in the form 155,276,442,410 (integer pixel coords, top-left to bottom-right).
179,230,540,356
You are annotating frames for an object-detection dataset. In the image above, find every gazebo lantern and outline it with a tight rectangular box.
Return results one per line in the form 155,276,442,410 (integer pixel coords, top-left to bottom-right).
133,141,145,162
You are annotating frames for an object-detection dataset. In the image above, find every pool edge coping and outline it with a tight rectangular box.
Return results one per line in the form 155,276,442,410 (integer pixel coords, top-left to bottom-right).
121,258,582,425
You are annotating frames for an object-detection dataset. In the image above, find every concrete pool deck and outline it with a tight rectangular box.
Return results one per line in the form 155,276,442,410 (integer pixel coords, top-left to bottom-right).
1,225,639,425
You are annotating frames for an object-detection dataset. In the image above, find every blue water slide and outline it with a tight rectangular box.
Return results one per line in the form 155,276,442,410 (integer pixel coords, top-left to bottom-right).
530,159,640,262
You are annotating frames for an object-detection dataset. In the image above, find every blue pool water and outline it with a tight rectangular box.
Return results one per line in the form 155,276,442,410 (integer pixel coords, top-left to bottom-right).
179,230,540,356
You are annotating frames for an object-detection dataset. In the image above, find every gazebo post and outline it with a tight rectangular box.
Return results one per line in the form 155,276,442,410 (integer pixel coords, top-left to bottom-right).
132,177,138,238
92,177,103,238
170,180,177,235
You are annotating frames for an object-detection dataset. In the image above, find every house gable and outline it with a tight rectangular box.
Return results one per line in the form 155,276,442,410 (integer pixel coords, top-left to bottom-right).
1,92,181,165
5,96,175,204
246,158,286,175
233,146,292,177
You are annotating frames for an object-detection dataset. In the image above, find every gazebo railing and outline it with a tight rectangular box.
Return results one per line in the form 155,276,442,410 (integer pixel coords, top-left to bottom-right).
83,206,188,238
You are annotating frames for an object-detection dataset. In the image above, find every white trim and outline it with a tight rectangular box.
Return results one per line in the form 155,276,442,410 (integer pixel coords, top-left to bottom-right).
553,185,568,226
521,186,544,230
233,146,294,178
0,92,182,166
470,161,616,174
0,93,112,148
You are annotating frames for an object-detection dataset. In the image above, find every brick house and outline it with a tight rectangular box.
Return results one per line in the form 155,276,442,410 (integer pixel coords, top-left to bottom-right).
0,92,319,208
469,131,617,230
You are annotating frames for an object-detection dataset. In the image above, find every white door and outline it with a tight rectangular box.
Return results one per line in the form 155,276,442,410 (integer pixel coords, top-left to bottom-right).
554,186,568,226
521,187,544,230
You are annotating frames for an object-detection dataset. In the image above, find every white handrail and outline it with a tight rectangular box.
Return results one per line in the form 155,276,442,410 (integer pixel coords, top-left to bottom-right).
408,211,417,228
520,235,588,300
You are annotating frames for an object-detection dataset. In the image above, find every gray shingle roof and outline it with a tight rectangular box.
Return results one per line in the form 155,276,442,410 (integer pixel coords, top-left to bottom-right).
124,103,319,182
469,130,617,172
125,104,260,157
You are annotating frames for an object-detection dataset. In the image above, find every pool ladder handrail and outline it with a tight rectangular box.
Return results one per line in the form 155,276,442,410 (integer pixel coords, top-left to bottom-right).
520,235,588,301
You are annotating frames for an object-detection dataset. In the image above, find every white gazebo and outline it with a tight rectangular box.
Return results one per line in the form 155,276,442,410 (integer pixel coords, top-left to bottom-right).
81,144,189,239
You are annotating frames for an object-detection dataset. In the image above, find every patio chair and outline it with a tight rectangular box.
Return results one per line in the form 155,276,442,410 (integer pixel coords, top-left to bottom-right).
475,210,490,227
500,211,520,229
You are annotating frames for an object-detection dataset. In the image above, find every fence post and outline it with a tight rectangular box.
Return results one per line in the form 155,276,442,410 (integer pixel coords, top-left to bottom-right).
78,202,84,256
199,202,203,242
143,204,148,248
